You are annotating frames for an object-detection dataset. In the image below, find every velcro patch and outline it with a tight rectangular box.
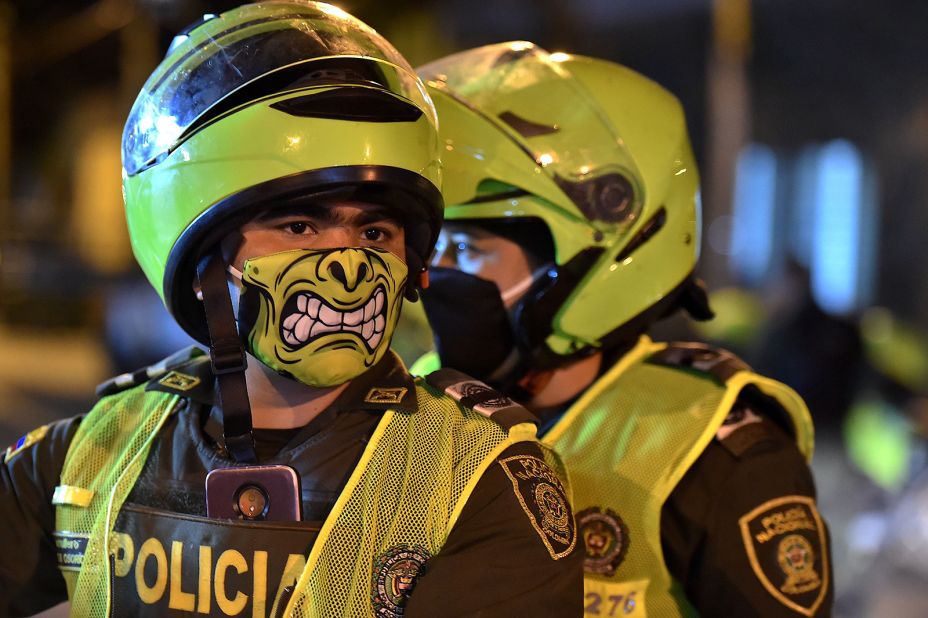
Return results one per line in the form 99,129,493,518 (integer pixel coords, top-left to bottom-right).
739,496,829,616
4,424,49,462
499,455,576,560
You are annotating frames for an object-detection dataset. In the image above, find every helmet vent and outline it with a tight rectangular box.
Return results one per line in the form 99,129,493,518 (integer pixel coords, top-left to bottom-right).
556,173,636,223
270,87,423,122
615,207,667,262
498,111,559,138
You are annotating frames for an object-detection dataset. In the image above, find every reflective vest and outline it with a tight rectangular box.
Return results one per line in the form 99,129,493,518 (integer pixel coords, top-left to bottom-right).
543,336,814,617
53,379,540,617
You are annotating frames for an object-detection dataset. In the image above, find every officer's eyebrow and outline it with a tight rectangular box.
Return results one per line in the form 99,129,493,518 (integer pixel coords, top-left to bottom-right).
253,203,402,228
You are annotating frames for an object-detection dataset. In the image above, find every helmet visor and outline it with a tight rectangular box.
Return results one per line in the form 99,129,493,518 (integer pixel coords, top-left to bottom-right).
420,42,643,226
123,1,433,176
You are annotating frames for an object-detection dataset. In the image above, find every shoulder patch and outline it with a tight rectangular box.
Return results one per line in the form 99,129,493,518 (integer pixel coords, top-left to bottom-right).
4,424,49,462
739,495,830,616
425,368,538,430
648,342,750,382
498,454,576,560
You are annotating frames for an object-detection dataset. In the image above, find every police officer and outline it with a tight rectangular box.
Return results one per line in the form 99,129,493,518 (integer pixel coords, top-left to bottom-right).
415,43,833,616
0,11,582,617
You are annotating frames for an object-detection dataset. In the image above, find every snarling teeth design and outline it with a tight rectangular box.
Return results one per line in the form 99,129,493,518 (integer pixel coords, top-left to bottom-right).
281,287,387,351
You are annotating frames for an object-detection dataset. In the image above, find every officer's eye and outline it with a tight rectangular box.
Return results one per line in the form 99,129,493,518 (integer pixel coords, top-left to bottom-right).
363,227,389,242
286,221,310,234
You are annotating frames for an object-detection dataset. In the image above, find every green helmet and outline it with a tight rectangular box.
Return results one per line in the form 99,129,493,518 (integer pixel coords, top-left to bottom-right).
123,1,443,343
419,42,709,360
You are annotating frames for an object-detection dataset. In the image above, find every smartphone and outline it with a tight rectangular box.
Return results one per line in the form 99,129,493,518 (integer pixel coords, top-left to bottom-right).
205,465,302,522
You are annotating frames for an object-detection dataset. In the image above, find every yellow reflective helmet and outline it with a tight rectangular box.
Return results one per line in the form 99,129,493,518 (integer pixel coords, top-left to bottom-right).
420,42,709,361
123,1,443,343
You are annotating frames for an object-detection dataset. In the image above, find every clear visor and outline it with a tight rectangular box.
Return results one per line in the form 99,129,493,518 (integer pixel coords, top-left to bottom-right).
123,1,432,176
420,42,643,225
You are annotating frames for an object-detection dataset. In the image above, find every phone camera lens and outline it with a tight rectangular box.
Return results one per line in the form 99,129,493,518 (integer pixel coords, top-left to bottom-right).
235,484,269,520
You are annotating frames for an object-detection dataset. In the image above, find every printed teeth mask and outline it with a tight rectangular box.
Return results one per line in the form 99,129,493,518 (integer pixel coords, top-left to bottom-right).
281,287,388,351
238,247,408,388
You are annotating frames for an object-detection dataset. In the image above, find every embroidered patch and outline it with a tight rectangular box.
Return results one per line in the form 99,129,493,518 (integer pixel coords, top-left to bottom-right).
53,531,89,572
4,424,49,462
365,387,408,405
158,370,201,391
499,455,576,560
739,496,829,616
371,544,431,617
577,506,629,576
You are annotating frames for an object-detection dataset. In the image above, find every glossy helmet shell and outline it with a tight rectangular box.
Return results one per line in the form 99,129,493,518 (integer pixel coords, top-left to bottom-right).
123,1,443,342
419,42,700,358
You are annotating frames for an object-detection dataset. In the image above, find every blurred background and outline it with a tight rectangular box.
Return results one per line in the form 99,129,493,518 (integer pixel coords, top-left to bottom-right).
1,0,927,616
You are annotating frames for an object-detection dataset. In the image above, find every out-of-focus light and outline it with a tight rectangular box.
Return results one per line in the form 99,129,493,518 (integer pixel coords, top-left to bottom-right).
730,143,777,285
811,139,871,316
510,41,534,52
549,52,572,63
538,153,554,167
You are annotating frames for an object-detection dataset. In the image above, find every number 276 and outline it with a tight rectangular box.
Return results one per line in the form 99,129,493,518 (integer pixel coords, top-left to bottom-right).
584,591,637,616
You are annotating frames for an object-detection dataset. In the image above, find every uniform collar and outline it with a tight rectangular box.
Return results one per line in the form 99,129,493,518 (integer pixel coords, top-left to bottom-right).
146,349,418,415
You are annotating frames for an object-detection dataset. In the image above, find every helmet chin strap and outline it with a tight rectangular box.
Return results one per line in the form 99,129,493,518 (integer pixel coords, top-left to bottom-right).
196,247,257,463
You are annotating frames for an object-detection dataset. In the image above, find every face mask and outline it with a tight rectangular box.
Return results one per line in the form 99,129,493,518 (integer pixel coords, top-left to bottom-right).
420,267,517,382
234,247,408,387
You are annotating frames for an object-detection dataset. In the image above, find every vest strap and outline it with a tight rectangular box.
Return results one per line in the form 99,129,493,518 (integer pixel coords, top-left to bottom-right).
425,368,539,430
648,342,750,382
52,484,94,507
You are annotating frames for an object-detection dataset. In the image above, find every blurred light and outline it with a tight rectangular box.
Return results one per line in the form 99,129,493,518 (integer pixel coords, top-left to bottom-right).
538,153,554,167
548,52,572,63
810,140,871,315
510,41,534,52
729,143,777,285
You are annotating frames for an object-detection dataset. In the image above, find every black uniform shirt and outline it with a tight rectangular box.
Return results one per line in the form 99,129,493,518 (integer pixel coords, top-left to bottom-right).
661,407,834,617
0,352,583,617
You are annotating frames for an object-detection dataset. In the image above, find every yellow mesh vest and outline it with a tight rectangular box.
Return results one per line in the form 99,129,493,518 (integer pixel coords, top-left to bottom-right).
54,385,181,617
55,380,541,617
544,336,814,617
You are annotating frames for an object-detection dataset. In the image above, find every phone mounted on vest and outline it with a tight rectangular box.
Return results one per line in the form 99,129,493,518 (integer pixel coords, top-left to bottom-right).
205,465,302,521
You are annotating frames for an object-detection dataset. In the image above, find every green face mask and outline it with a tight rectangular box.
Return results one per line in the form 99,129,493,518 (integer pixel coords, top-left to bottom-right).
236,247,408,387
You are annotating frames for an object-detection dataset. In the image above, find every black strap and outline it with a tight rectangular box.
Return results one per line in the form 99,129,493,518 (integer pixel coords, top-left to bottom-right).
196,249,256,463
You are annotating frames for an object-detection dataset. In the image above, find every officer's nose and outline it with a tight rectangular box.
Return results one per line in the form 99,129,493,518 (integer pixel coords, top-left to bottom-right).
325,251,370,292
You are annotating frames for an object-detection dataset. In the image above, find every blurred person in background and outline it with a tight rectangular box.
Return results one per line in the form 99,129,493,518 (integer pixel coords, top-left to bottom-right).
414,42,833,616
0,4,583,616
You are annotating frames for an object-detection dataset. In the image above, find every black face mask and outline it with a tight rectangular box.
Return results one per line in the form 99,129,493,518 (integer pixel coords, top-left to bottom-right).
419,267,516,383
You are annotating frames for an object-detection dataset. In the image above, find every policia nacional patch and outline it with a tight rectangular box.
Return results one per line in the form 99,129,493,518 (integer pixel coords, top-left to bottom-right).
371,544,431,617
576,507,629,576
739,495,829,616
498,455,576,560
